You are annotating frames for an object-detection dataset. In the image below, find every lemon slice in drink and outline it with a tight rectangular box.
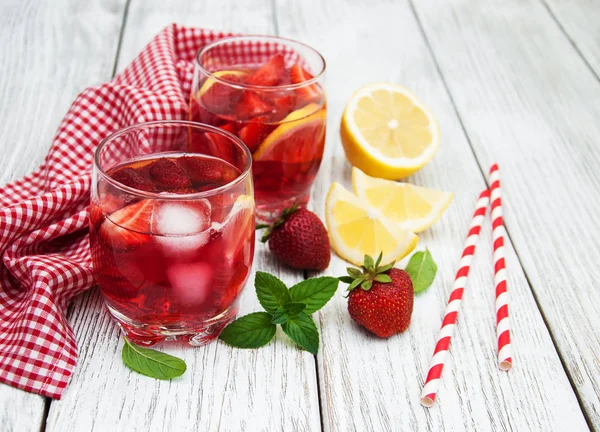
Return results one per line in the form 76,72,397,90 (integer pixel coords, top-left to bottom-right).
197,70,249,98
253,103,326,161
352,167,453,232
325,182,418,266
340,83,440,179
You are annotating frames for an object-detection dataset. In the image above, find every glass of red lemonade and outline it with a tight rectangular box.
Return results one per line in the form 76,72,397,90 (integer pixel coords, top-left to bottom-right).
90,121,255,346
191,35,326,221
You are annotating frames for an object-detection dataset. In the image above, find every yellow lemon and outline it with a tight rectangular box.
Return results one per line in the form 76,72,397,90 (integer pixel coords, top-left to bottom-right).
352,167,453,232
253,104,326,161
325,182,418,266
340,83,440,179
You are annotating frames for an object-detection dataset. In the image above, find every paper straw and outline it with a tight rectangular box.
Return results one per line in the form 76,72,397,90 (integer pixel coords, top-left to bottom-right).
489,164,512,371
420,189,490,408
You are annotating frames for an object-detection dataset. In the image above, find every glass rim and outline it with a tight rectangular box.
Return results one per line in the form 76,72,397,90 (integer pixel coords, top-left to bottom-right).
93,120,253,201
195,34,326,91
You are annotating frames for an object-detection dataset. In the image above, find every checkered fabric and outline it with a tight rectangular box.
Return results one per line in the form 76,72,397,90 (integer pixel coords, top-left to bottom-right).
0,24,245,399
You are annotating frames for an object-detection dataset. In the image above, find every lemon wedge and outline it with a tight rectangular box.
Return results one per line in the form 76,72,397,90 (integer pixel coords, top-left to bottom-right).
352,167,453,232
340,83,440,179
325,182,418,266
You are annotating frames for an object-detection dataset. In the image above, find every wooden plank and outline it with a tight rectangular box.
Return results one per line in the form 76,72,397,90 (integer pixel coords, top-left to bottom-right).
0,0,126,431
411,0,600,428
274,0,590,430
45,1,322,431
544,0,600,77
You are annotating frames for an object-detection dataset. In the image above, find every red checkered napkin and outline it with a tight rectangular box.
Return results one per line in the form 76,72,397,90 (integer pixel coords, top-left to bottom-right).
0,24,242,399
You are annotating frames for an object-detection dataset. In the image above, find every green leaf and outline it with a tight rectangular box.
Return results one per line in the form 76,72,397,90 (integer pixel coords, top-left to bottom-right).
219,312,277,348
255,223,270,230
374,274,392,283
364,254,374,270
375,252,383,268
289,277,339,314
281,312,319,354
361,280,372,290
271,308,289,324
338,276,355,284
284,302,307,316
346,268,362,278
405,249,438,294
271,301,307,324
255,272,292,314
122,338,186,380
348,278,363,291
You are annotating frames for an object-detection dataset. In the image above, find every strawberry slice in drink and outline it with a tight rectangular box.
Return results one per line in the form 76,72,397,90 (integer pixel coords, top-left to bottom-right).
111,167,156,192
235,91,273,120
148,159,192,190
237,116,276,153
199,71,248,114
290,64,322,106
99,200,153,250
246,53,287,86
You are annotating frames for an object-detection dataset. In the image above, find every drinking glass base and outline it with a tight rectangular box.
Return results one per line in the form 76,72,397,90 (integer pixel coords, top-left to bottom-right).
255,193,310,223
107,304,239,347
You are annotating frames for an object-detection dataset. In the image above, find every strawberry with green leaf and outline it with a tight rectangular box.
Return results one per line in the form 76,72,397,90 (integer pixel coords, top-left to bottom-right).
339,253,414,338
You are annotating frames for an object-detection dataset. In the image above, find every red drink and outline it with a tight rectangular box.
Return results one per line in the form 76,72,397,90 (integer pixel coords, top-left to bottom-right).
192,36,327,221
90,122,254,346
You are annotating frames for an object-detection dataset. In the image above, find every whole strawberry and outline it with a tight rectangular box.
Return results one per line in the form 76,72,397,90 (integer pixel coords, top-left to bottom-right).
259,205,331,271
339,254,414,338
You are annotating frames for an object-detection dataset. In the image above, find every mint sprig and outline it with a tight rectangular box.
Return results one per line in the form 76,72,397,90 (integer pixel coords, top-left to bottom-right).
122,337,187,380
219,272,339,353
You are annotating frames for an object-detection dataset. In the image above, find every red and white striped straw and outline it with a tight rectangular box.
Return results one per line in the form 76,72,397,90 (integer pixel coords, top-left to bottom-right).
489,164,512,371
421,189,490,408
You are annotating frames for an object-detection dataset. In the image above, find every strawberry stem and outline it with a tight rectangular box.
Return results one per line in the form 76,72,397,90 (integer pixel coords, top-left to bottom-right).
337,252,395,292
256,204,301,243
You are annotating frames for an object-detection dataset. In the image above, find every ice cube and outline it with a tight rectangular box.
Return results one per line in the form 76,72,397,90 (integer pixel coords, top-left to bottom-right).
166,262,212,307
156,232,210,258
151,199,212,258
151,199,211,235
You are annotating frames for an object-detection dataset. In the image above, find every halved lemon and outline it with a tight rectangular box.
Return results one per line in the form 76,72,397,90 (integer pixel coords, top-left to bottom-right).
340,83,440,179
197,70,249,98
352,167,453,232
325,182,419,266
253,103,326,161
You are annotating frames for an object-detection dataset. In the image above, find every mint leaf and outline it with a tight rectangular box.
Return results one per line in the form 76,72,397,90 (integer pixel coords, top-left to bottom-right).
271,308,289,324
255,271,292,314
338,276,354,284
289,277,339,314
281,312,319,354
405,249,438,293
122,338,186,380
219,312,276,348
284,302,307,316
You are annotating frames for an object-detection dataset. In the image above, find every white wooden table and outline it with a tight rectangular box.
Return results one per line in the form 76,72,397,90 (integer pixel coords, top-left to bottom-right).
1,0,599,430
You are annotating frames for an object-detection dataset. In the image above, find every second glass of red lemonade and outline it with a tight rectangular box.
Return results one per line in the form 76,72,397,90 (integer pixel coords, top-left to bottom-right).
90,121,254,346
191,35,326,221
